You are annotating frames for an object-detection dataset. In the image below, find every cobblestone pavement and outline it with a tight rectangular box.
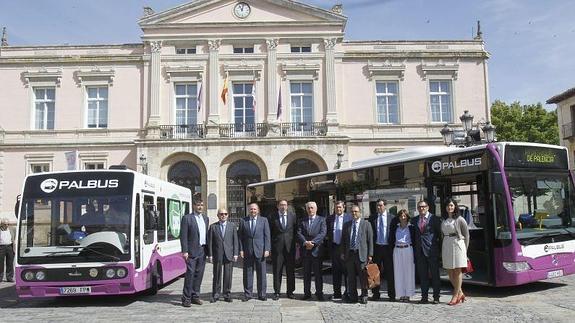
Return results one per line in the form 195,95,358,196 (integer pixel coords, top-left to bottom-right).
1,263,574,323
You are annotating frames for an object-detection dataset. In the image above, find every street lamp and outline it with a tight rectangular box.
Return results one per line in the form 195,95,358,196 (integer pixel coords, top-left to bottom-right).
139,153,148,175
335,150,344,169
440,110,496,147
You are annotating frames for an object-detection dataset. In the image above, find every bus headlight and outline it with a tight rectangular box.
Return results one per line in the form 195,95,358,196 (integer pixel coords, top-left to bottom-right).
116,268,127,278
35,271,46,281
89,268,99,278
105,268,116,279
503,261,531,272
24,271,34,281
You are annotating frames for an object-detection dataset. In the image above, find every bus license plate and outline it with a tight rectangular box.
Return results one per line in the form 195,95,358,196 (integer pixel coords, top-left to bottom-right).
547,270,564,279
60,287,91,295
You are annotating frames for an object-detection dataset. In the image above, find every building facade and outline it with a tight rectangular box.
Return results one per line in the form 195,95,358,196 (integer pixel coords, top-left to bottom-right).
548,87,575,167
0,0,490,222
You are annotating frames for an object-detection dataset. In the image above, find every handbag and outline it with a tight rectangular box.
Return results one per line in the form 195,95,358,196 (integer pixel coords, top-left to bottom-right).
462,258,474,274
365,263,380,289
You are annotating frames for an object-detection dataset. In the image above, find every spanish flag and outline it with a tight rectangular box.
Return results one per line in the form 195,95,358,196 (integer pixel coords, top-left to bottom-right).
221,74,229,104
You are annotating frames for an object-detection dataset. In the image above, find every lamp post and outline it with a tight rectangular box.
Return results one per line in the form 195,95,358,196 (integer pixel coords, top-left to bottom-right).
335,150,344,169
139,153,148,175
440,110,496,147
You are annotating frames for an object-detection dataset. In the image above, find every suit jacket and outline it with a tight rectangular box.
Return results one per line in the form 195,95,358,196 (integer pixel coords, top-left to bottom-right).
297,215,327,258
325,213,352,245
368,212,397,246
239,216,271,258
411,213,442,258
342,219,373,264
207,221,239,262
268,211,297,254
180,212,209,257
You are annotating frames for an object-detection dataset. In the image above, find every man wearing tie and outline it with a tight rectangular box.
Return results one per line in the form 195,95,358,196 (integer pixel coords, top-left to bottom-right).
325,200,351,300
368,199,398,301
342,205,373,304
207,208,238,303
297,201,327,301
180,200,209,307
239,203,271,301
411,200,442,304
269,199,297,300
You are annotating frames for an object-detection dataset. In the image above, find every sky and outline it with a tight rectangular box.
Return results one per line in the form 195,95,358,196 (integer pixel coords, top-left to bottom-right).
1,0,573,109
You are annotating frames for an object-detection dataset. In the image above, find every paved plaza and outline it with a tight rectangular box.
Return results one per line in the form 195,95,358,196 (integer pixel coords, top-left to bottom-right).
1,263,574,322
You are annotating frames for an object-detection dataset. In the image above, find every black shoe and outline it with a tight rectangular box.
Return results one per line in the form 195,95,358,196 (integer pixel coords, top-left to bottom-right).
368,295,380,301
316,294,325,302
419,298,429,304
6,279,14,283
359,296,368,304
182,300,192,307
287,293,296,299
191,298,203,305
388,297,396,302
258,297,267,301
272,293,280,301
331,293,342,300
242,296,252,302
301,294,312,300
432,298,440,304
210,298,218,303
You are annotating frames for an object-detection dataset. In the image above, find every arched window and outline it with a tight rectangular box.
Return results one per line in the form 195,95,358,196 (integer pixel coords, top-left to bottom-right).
226,160,261,223
168,161,202,200
285,158,319,178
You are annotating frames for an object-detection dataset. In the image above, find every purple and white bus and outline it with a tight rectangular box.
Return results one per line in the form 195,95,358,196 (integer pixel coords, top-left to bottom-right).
247,142,575,286
14,169,191,298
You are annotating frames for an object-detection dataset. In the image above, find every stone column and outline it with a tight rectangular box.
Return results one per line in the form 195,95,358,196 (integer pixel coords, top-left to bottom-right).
148,41,162,127
206,39,221,138
265,39,281,136
324,38,339,133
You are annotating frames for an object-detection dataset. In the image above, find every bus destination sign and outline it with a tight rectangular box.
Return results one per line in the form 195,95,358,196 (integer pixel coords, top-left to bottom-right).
505,146,568,169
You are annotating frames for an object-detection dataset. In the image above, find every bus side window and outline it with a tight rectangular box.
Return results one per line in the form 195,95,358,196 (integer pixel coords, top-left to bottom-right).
157,197,166,242
143,195,156,245
183,201,190,215
494,193,512,247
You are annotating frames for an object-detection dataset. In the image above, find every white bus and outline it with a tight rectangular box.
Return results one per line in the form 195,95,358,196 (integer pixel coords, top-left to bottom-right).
14,168,192,298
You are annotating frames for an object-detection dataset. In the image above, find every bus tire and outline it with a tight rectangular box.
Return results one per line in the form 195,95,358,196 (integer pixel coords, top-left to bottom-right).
147,262,163,295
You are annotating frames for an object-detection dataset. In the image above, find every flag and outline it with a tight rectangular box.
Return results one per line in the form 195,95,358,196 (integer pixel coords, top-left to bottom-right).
221,74,228,104
196,82,202,112
276,85,282,120
251,79,256,112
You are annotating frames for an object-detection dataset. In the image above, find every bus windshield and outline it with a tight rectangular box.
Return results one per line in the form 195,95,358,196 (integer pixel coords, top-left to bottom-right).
18,195,132,264
507,171,575,240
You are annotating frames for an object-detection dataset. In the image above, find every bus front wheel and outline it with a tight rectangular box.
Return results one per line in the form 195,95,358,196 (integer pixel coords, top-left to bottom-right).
147,262,163,295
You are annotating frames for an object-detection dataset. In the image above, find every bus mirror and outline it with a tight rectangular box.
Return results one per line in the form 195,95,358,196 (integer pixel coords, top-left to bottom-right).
14,195,21,219
491,172,505,193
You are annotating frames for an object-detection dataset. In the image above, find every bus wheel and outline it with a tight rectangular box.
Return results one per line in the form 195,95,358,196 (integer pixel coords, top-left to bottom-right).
147,262,163,295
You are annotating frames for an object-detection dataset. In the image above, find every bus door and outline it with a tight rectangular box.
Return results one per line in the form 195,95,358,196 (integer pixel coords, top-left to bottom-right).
428,173,494,285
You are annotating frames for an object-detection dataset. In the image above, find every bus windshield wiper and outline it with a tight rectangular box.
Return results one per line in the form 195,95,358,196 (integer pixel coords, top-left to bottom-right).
523,232,563,246
43,246,120,261
79,246,120,262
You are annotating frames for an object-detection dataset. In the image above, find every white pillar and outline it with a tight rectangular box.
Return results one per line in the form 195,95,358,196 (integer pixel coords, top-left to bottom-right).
148,41,162,126
206,39,221,137
266,39,279,123
324,38,338,125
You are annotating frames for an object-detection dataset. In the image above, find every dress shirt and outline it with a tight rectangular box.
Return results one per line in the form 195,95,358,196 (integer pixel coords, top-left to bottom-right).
0,228,12,245
333,214,344,245
376,212,388,245
308,216,316,228
349,219,361,249
194,213,206,245
395,224,412,245
220,221,226,236
279,212,287,229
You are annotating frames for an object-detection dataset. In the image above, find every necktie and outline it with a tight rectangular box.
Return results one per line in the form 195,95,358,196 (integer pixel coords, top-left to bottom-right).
221,223,225,237
419,215,427,232
351,221,357,250
251,218,256,234
309,218,313,230
378,214,385,244
281,215,286,229
335,216,341,244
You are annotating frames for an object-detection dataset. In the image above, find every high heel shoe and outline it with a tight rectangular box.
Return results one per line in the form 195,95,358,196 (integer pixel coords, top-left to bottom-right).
459,293,466,303
447,296,460,306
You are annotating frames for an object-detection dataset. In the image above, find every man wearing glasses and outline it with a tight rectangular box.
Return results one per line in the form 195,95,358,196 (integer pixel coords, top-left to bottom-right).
411,200,442,304
207,208,238,303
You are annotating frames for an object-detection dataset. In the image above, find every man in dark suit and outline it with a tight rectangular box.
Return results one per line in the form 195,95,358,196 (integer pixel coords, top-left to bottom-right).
239,203,271,301
269,199,297,300
325,200,351,300
368,199,398,301
297,201,327,301
411,199,442,304
207,208,238,303
342,205,373,304
180,199,209,307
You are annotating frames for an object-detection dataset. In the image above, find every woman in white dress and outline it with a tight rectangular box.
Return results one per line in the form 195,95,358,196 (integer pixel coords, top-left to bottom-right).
441,198,469,305
390,209,416,302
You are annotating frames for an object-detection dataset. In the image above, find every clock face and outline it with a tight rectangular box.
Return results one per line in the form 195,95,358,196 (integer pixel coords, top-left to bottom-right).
233,2,251,19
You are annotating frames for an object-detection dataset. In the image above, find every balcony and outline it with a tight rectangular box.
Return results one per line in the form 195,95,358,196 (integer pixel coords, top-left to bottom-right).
219,123,268,138
562,122,575,139
159,124,205,139
281,122,327,137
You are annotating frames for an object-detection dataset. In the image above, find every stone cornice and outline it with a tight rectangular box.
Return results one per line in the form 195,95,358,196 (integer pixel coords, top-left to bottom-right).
0,56,143,65
22,68,62,87
366,61,406,80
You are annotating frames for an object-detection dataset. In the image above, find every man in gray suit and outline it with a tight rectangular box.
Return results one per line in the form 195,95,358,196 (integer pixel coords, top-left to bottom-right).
207,208,238,303
297,201,327,301
342,205,373,304
239,203,271,301
180,200,209,307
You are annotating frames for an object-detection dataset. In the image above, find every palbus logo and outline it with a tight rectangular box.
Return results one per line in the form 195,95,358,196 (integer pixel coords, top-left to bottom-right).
431,161,443,173
40,178,58,193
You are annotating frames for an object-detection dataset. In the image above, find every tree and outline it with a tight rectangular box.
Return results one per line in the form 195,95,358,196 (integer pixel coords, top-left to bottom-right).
490,100,559,145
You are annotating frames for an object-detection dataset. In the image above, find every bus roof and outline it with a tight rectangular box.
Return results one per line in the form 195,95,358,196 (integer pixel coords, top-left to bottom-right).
247,142,568,188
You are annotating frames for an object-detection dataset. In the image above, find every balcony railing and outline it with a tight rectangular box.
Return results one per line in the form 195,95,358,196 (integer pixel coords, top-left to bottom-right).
562,122,575,139
281,122,327,137
159,124,205,139
219,123,268,138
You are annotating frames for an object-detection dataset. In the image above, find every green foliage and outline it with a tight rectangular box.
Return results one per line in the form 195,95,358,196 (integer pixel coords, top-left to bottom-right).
490,100,559,145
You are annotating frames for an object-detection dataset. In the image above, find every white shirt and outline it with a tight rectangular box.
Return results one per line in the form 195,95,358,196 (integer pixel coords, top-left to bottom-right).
0,228,12,245
376,212,388,245
333,214,344,245
194,213,206,245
